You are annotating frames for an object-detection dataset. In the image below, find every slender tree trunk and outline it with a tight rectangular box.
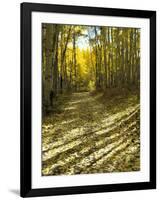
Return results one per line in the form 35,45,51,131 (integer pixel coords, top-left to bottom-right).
111,28,114,87
125,29,129,87
94,27,99,89
53,25,59,95
60,26,72,92
73,29,77,91
129,29,133,85
115,28,119,87
44,24,54,111
107,27,111,87
102,27,107,88
121,31,125,86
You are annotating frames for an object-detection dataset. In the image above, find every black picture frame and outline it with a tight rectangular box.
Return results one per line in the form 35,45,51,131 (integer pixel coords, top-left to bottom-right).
20,2,156,197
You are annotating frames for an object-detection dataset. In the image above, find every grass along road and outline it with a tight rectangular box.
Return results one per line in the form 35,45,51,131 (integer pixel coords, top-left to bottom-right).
42,91,140,176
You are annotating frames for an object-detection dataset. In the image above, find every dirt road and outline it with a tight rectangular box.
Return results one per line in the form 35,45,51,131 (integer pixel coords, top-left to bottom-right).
42,92,140,176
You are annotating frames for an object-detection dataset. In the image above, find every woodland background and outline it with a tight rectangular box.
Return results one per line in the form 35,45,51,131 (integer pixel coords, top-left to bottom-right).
42,24,140,113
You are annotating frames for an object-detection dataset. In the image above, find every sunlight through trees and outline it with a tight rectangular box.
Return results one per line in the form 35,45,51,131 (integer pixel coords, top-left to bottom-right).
42,24,140,113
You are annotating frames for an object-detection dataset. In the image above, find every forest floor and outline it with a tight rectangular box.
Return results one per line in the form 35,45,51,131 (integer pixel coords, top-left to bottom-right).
42,91,140,176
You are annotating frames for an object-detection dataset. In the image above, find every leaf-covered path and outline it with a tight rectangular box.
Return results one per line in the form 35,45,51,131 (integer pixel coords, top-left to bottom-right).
42,92,140,176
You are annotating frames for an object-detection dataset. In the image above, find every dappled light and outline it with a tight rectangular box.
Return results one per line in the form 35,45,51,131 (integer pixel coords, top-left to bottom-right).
42,23,140,176
42,92,140,175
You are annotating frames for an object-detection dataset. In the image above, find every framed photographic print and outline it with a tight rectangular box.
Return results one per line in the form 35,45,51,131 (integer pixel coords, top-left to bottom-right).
20,2,156,197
